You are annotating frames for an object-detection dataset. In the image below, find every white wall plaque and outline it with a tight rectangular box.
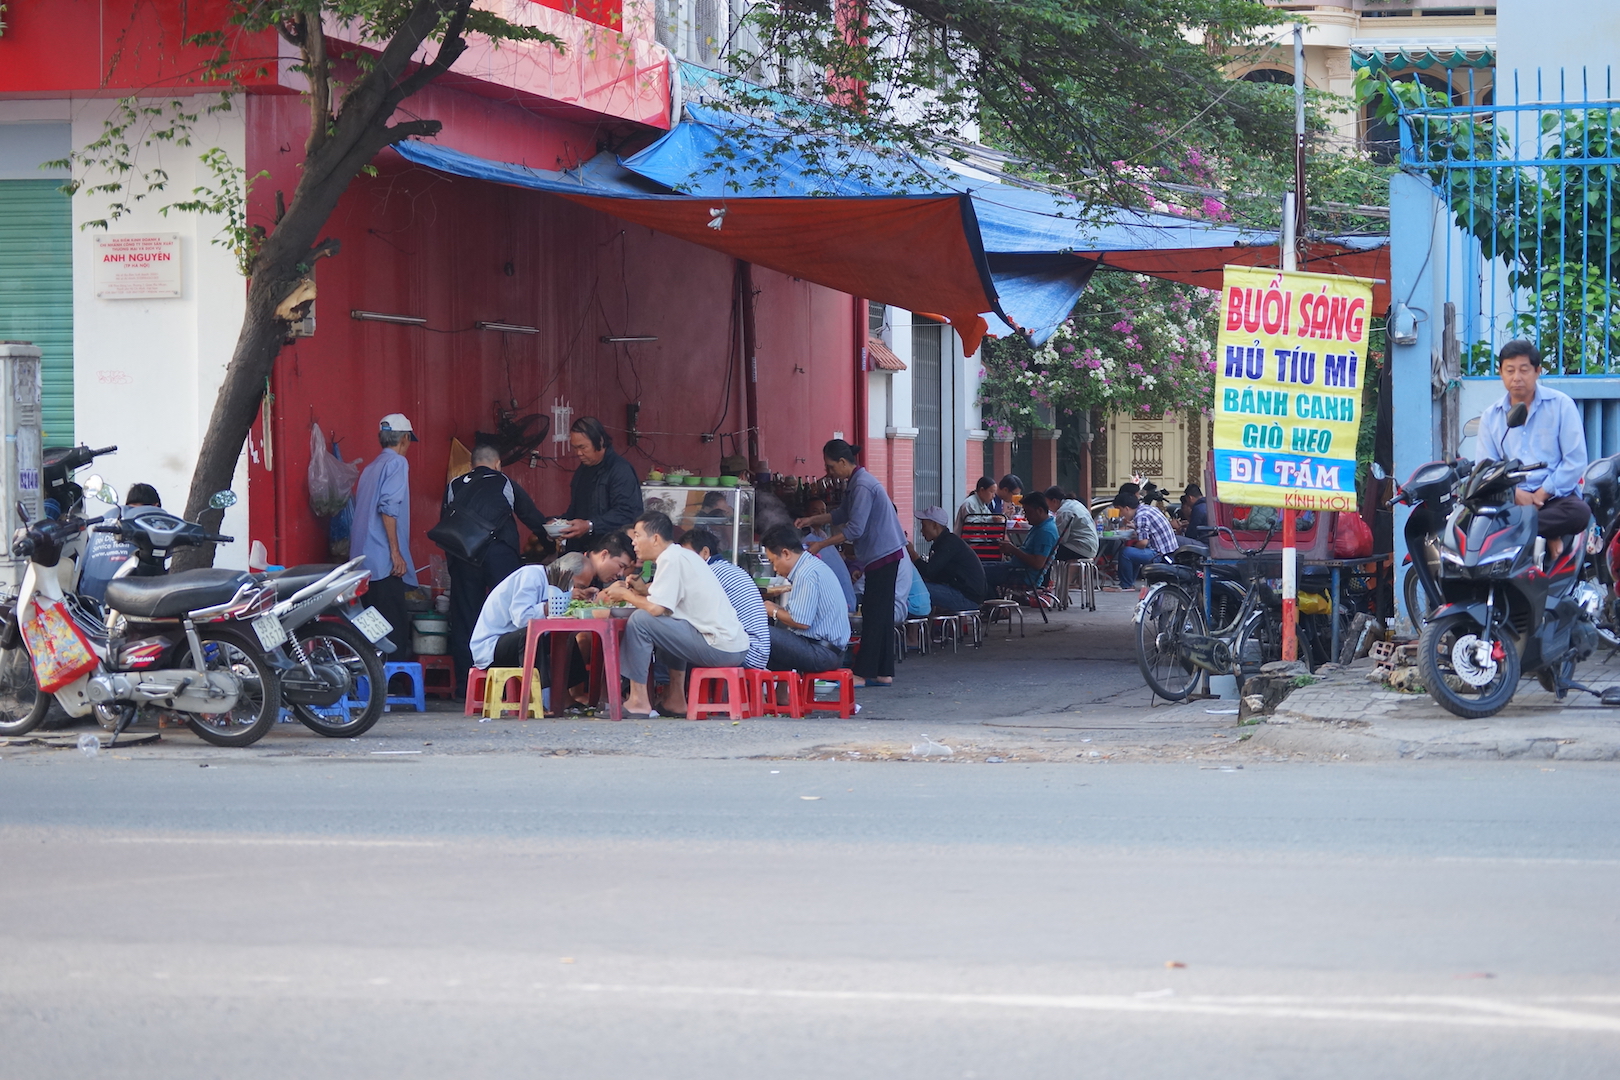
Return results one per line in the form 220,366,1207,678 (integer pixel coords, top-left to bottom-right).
93,233,182,299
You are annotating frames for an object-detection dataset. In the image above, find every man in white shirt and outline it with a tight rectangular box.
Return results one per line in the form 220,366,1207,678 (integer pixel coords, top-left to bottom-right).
601,510,749,718
470,565,566,670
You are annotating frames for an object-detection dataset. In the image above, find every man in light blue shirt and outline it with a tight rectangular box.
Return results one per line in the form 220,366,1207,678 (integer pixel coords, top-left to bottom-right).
351,413,418,657
760,524,851,674
1477,339,1590,557
801,496,857,612
470,565,565,670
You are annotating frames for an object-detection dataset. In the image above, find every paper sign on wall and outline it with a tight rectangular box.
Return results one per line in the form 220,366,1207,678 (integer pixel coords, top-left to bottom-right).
92,234,181,299
1212,266,1374,511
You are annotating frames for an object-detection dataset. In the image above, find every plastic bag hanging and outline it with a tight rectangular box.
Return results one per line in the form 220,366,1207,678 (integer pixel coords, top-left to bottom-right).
308,422,360,517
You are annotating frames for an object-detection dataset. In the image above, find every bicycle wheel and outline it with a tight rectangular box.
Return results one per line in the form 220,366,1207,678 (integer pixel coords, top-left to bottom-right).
1136,583,1206,701
0,645,50,736
182,626,280,748
291,619,386,738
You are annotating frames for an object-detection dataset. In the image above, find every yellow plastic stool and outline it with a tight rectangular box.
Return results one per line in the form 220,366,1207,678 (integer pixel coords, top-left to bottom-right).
483,667,544,718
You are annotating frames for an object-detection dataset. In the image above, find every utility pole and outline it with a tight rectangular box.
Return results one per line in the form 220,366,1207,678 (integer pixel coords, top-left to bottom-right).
1281,23,1306,662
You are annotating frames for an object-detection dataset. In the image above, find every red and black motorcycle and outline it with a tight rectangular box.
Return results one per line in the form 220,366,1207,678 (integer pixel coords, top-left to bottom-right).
1413,449,1618,718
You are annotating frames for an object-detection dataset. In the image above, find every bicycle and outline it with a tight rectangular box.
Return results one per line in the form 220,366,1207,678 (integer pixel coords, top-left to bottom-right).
1134,523,1301,702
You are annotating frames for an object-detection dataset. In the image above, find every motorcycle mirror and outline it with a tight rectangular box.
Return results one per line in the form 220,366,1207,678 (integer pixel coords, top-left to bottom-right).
1369,463,1386,481
84,475,119,505
1462,416,1481,438
1507,402,1529,428
209,490,238,510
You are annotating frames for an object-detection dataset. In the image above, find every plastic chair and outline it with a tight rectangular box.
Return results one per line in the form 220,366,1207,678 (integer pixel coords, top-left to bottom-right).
745,670,802,718
688,667,749,719
418,654,456,699
483,667,544,719
463,668,489,716
798,669,856,718
382,661,426,713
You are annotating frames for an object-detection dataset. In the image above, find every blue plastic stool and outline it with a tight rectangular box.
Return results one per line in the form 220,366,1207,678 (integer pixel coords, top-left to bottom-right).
383,662,426,713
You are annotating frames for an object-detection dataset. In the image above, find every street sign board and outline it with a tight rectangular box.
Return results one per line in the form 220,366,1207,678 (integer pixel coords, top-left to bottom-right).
1212,265,1374,511
92,234,181,299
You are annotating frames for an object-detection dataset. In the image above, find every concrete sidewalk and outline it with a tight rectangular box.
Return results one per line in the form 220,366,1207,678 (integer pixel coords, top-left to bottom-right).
1251,660,1620,761
7,590,1620,765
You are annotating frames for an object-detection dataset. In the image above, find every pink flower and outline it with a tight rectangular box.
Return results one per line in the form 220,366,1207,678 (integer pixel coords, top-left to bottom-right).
1110,320,1133,334
1200,196,1231,221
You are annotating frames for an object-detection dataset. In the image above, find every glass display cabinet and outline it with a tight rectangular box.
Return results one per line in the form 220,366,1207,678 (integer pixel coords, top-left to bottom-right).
639,483,759,569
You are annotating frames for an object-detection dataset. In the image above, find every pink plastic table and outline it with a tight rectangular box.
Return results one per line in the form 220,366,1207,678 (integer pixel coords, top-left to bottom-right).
518,616,626,721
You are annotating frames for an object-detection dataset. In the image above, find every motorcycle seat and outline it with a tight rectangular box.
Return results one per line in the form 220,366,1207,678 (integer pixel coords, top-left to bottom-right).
262,563,340,599
105,568,254,619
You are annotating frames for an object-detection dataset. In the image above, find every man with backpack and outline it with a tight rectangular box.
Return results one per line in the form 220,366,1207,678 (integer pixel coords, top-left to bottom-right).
432,443,551,690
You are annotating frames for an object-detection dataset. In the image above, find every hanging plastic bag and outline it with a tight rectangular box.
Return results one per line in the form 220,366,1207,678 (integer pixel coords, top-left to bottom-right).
20,597,99,692
1332,510,1374,559
308,423,360,518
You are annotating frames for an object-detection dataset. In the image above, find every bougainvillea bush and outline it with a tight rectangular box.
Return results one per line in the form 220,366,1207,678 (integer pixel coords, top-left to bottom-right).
978,274,1219,436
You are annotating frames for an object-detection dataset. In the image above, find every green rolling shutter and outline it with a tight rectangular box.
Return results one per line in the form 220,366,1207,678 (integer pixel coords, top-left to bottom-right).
0,180,73,444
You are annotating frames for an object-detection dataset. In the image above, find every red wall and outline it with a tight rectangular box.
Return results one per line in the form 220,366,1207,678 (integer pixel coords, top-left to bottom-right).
0,0,279,95
245,93,858,570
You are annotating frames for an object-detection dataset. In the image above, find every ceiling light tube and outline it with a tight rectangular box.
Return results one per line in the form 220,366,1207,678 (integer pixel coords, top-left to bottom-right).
600,335,658,343
476,321,541,335
351,310,427,326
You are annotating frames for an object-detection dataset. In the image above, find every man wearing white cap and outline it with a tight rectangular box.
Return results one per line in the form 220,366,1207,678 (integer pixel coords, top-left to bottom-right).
908,506,989,612
352,412,419,658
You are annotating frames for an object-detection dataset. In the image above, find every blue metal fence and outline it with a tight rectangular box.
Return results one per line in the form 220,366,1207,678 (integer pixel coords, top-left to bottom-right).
1397,67,1620,378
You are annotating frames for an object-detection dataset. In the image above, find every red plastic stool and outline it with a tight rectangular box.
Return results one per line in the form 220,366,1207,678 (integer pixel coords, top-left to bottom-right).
745,670,802,718
798,669,856,718
687,668,749,720
418,654,455,700
463,668,489,716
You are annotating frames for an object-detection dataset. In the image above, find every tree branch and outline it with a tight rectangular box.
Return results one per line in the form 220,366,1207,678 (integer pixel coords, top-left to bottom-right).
308,236,341,263
304,14,332,160
392,0,476,103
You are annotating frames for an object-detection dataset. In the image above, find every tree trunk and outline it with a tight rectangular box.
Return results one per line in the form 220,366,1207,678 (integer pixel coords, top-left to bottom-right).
171,0,479,570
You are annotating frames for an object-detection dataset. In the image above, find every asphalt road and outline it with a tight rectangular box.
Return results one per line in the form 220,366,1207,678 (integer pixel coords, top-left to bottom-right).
2,753,1618,1079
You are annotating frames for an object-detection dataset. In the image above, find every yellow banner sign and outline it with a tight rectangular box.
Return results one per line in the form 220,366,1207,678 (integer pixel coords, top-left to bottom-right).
1213,266,1374,511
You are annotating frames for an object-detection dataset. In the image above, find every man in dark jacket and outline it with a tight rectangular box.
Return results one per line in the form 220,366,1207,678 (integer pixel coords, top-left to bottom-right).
558,416,643,553
1182,483,1211,541
909,506,989,612
437,444,551,688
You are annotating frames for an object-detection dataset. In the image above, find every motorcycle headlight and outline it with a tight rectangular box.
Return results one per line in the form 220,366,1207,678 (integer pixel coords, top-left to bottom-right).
1441,549,1466,566
1477,544,1522,565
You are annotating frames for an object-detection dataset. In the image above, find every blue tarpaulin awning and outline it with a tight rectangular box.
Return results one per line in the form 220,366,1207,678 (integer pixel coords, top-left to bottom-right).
395,99,1389,350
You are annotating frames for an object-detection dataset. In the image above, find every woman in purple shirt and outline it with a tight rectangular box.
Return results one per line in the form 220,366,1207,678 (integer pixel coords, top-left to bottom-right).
796,439,906,686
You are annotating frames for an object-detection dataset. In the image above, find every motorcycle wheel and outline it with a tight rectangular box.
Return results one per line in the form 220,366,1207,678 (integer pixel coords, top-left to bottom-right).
1135,583,1206,702
290,620,386,738
1403,567,1434,628
181,626,281,748
1417,612,1521,719
0,645,50,736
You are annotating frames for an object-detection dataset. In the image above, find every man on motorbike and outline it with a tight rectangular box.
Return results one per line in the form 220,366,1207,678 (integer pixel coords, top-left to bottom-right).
1477,339,1590,561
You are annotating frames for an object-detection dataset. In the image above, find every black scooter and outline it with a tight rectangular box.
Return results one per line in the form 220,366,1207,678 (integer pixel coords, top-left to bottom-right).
1413,404,1618,716
1392,457,1466,627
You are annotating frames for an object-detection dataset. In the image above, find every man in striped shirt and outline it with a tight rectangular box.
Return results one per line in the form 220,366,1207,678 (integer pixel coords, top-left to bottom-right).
681,528,771,670
759,524,852,674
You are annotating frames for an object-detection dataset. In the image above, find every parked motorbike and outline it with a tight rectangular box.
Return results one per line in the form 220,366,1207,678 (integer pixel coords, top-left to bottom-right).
1575,451,1620,649
85,483,393,739
1414,436,1620,717
0,502,283,745
1391,456,1466,627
